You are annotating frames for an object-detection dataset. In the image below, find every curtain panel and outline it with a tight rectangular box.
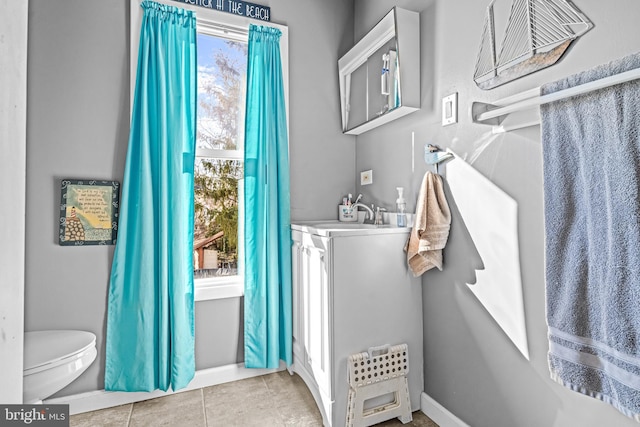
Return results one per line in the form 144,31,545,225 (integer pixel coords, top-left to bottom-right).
105,0,197,392
243,24,293,369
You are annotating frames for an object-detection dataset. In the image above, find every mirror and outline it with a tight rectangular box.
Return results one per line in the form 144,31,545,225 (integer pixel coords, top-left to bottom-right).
339,7,420,135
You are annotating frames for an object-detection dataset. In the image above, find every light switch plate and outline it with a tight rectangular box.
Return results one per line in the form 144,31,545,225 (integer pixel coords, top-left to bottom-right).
360,169,373,185
442,93,458,126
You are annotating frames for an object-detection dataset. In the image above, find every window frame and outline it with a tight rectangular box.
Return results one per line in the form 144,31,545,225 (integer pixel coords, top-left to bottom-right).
130,0,289,301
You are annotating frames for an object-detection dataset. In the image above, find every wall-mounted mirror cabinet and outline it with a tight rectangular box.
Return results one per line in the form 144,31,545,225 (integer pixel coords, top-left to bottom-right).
339,7,420,135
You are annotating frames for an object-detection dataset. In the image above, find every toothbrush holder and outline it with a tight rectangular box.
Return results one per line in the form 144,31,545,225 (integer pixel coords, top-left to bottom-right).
338,204,358,222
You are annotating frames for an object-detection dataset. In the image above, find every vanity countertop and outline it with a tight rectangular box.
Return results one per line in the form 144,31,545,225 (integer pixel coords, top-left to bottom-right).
291,220,412,237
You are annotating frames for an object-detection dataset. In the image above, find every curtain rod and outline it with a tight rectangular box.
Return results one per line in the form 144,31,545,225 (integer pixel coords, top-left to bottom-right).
472,67,640,126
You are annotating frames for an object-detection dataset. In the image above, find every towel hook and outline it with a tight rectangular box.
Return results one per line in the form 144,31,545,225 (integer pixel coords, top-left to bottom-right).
424,144,453,174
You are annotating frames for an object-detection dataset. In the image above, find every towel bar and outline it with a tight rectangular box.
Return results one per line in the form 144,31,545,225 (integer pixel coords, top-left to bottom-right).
472,66,640,132
424,144,453,174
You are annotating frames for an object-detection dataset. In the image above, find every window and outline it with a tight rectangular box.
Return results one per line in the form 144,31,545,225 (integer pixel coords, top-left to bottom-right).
131,1,289,300
193,30,247,285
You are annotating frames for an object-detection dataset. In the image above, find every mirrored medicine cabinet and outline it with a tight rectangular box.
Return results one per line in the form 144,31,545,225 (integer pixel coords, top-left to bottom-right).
339,7,420,135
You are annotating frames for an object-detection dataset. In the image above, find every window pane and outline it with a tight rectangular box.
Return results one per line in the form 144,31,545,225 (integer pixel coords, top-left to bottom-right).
197,34,247,151
194,158,243,279
194,33,247,280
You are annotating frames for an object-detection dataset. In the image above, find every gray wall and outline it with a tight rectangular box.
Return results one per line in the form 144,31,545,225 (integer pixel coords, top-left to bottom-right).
25,0,354,397
353,1,640,426
26,0,129,397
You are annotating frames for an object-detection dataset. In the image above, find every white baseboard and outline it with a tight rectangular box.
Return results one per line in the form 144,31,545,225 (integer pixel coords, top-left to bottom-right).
45,363,284,415
421,392,470,427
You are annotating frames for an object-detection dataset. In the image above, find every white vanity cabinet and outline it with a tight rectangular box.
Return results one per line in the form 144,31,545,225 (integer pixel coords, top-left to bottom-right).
291,232,333,412
290,223,423,427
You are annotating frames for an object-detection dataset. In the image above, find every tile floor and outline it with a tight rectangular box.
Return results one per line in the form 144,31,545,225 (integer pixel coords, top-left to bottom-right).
70,371,439,427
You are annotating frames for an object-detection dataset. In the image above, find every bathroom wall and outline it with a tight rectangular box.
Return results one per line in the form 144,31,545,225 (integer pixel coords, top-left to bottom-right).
353,0,640,426
25,0,354,397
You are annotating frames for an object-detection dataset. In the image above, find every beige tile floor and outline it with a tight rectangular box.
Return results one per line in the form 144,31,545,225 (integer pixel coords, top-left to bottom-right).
70,371,438,427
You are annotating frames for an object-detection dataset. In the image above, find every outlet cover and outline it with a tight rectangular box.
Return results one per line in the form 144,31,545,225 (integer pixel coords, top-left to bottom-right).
361,169,373,185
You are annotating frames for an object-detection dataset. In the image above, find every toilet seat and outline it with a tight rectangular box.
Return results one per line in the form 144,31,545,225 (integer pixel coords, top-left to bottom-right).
24,330,96,375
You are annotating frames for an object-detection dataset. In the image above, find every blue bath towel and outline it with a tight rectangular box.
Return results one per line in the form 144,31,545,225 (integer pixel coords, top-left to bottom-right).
541,52,640,422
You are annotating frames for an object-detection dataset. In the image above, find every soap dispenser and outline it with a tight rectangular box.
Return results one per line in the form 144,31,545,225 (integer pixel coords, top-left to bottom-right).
396,187,407,227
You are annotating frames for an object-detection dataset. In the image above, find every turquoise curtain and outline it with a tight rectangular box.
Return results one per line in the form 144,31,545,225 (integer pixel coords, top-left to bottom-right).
105,0,197,392
244,24,293,369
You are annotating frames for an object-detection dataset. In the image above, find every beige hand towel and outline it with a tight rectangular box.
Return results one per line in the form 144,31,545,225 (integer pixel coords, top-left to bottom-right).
405,171,451,276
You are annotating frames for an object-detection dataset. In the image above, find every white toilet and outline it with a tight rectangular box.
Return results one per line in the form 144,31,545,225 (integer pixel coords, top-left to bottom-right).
23,330,97,404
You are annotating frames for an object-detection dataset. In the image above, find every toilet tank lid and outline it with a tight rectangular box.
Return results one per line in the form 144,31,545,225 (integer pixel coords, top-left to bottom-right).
24,330,96,371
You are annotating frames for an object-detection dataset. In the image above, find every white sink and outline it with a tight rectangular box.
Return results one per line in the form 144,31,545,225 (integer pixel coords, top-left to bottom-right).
291,220,410,236
312,222,383,229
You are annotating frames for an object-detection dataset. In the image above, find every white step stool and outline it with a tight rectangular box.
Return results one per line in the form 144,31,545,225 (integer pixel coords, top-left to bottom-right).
345,343,412,427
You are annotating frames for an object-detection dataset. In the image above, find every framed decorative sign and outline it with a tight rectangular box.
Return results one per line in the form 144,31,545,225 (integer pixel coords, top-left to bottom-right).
172,0,270,21
59,179,120,246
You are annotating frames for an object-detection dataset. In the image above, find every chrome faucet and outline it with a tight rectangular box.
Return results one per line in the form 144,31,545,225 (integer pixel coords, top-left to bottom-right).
374,206,387,225
351,202,375,223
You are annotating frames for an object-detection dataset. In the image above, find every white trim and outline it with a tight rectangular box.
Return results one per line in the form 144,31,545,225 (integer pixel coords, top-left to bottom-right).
421,392,470,427
195,148,243,160
45,363,285,415
197,21,248,43
1,0,28,404
420,392,469,427
194,280,243,301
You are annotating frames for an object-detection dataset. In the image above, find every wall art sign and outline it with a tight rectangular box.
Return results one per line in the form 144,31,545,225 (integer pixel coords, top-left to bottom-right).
173,0,270,21
59,179,120,246
473,0,592,90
